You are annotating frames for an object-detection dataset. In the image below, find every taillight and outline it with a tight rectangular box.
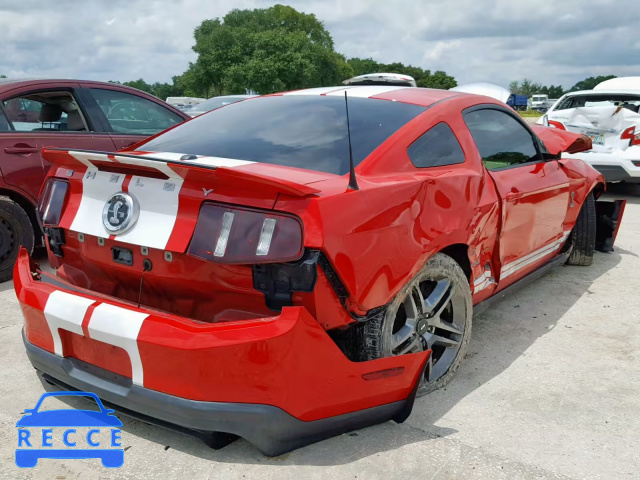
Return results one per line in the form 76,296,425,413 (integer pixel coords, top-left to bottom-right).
548,120,566,130
621,126,640,146
38,179,69,227
188,203,304,264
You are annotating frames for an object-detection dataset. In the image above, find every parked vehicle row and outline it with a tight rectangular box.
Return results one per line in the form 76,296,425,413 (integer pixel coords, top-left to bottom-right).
15,84,624,455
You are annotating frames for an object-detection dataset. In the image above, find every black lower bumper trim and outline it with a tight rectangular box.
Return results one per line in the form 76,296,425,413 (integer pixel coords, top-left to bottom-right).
590,165,633,183
23,331,416,456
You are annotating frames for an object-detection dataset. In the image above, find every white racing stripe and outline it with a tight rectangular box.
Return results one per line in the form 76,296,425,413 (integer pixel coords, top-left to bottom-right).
88,303,148,386
500,232,571,279
70,169,125,239
43,291,95,356
283,85,407,98
115,175,184,249
324,85,407,98
42,291,148,386
473,270,495,293
284,86,349,96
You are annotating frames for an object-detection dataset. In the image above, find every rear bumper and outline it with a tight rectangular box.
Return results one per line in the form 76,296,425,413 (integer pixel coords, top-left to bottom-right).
25,331,421,456
564,150,640,182
15,249,429,455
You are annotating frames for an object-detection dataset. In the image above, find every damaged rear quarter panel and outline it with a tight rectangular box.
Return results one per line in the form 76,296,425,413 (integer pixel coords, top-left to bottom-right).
276,101,502,313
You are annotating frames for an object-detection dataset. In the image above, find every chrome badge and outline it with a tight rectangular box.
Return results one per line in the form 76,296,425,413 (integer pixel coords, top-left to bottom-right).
102,192,139,235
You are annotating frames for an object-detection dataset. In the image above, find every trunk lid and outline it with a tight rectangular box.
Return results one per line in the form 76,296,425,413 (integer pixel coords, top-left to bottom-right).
40,147,336,324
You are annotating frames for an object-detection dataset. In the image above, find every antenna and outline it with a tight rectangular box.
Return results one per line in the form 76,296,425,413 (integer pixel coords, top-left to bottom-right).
344,91,359,191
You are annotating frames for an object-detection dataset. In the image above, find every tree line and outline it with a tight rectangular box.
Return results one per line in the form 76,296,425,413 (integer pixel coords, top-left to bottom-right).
509,75,617,98
110,4,456,99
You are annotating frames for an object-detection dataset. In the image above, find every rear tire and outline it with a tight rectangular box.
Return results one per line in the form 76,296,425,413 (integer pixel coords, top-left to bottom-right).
567,192,596,266
363,253,472,396
0,197,34,282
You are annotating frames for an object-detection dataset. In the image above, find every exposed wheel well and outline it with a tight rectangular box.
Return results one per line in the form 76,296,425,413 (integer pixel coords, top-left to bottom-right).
439,244,471,282
0,189,42,245
592,182,605,199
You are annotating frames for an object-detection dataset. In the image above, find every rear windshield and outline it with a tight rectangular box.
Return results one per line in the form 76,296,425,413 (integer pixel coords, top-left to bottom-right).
556,94,640,111
139,95,426,175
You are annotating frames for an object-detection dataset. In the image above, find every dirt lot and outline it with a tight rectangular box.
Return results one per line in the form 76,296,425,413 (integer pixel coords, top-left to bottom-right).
0,188,638,480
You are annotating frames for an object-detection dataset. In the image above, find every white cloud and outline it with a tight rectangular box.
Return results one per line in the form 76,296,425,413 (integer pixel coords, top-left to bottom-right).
2,0,640,89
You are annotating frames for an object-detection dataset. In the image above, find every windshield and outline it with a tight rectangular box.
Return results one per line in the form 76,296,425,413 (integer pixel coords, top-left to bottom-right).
139,95,426,175
193,96,249,112
532,96,545,102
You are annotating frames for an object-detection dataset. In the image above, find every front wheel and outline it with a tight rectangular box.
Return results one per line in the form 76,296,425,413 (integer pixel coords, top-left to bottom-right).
363,253,473,396
566,192,596,266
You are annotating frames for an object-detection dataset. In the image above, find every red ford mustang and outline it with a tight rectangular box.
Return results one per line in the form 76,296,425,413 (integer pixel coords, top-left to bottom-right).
15,86,624,455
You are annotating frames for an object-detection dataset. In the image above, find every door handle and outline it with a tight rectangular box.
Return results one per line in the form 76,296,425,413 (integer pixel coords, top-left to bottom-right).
505,192,519,202
5,146,38,154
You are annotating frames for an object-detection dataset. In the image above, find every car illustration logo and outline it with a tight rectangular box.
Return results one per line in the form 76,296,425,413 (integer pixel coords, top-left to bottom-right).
16,391,124,468
102,192,139,235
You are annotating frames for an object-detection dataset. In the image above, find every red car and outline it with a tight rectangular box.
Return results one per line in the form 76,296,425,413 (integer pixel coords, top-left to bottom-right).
16,86,624,455
0,78,189,281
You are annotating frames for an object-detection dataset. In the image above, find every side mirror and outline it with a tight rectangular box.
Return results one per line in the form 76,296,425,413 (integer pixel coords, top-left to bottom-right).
541,152,560,161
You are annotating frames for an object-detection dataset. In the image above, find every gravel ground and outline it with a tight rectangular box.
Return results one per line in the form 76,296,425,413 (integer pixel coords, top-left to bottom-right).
0,188,638,480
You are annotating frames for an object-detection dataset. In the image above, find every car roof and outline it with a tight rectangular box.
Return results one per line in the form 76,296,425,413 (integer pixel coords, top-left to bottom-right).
562,89,640,97
277,85,466,107
0,78,160,97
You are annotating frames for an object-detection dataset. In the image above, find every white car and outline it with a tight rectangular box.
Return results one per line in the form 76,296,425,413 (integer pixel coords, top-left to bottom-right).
187,95,257,117
342,73,417,87
538,89,640,183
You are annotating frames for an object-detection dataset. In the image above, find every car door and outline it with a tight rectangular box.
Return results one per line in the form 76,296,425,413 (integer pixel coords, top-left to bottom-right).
80,86,186,150
462,106,571,288
0,84,116,201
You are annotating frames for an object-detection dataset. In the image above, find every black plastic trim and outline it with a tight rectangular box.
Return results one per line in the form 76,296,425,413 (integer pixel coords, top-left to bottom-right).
590,165,631,182
23,331,418,457
252,250,319,310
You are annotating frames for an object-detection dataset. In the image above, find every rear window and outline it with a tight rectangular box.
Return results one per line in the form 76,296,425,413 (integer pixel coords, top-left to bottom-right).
139,95,426,175
556,94,640,111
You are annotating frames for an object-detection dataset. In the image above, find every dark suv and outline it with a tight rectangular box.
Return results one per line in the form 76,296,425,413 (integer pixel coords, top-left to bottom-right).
0,79,189,281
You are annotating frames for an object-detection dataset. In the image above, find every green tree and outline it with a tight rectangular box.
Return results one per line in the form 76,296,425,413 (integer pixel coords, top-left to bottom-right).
108,77,187,100
418,70,457,89
569,75,616,92
0,75,6,78
346,57,456,89
347,58,382,76
184,4,351,95
510,78,556,97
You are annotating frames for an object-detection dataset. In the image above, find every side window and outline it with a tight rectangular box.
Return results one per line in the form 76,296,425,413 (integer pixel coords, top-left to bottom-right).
463,109,540,170
408,122,465,168
88,88,183,136
2,92,88,132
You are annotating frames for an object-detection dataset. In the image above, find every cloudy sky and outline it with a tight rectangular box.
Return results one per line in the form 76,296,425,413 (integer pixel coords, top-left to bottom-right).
3,0,640,89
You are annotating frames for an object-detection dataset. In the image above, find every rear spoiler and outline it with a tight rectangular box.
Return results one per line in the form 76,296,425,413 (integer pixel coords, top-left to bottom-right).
41,148,321,198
